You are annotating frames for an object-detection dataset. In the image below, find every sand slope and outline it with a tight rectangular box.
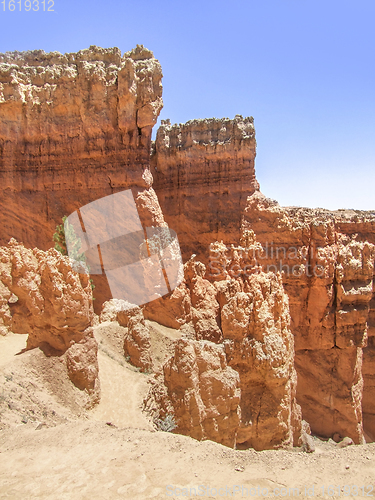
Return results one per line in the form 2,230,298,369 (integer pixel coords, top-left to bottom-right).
1,329,375,499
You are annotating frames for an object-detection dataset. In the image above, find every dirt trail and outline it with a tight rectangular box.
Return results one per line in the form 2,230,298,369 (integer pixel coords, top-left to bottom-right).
89,349,153,430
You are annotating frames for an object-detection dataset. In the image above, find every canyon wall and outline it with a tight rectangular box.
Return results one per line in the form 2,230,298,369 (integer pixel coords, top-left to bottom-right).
219,192,375,442
0,44,165,250
151,116,260,262
0,45,166,310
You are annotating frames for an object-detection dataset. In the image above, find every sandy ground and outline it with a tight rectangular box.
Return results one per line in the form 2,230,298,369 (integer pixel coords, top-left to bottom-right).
90,326,153,430
0,329,375,499
0,333,27,368
1,421,374,499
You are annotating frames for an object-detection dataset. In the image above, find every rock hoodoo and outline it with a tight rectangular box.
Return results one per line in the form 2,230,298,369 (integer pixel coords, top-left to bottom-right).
0,239,99,403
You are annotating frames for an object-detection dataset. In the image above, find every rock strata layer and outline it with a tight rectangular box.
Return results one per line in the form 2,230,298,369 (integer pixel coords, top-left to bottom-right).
151,116,260,262
0,45,165,251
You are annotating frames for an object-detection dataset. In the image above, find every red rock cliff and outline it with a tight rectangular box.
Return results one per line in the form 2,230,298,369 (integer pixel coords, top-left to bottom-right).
236,193,375,442
0,45,164,249
151,116,260,262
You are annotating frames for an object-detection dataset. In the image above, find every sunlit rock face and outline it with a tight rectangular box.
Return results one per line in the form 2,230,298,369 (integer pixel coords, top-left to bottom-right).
0,45,164,251
240,193,375,443
151,116,260,263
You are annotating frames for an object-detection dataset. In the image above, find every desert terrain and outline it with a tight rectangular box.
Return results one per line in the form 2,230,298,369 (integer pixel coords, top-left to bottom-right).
1,328,374,500
0,45,375,498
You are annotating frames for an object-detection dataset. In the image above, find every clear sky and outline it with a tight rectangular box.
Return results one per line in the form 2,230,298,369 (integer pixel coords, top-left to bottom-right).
1,0,374,210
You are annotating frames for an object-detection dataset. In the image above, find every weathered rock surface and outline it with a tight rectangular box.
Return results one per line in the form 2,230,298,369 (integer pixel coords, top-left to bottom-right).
99,298,139,324
0,239,94,349
223,272,301,450
147,189,375,446
151,116,260,262
145,257,302,450
144,255,223,343
363,337,375,441
237,193,375,443
100,298,152,372
301,420,315,453
149,338,241,447
0,239,99,401
0,45,166,316
143,284,191,330
66,328,100,399
121,306,153,373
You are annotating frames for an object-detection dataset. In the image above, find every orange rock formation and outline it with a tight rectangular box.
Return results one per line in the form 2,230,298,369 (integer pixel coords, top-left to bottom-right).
0,45,166,310
145,257,302,450
0,239,99,403
151,117,260,262
1,45,374,450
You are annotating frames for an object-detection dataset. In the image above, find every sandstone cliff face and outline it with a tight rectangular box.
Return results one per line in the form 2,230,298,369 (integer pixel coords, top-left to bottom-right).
145,257,302,450
236,193,375,442
151,116,259,262
0,239,99,402
0,45,164,251
0,45,167,312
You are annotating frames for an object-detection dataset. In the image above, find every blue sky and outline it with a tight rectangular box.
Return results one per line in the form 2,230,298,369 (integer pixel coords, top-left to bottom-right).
1,0,374,210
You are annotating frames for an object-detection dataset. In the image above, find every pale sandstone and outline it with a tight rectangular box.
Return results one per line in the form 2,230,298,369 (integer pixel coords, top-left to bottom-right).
0,239,99,400
123,307,153,373
66,328,100,404
99,299,139,324
99,298,153,372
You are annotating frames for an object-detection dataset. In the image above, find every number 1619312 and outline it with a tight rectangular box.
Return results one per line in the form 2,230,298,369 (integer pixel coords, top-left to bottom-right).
1,0,54,11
